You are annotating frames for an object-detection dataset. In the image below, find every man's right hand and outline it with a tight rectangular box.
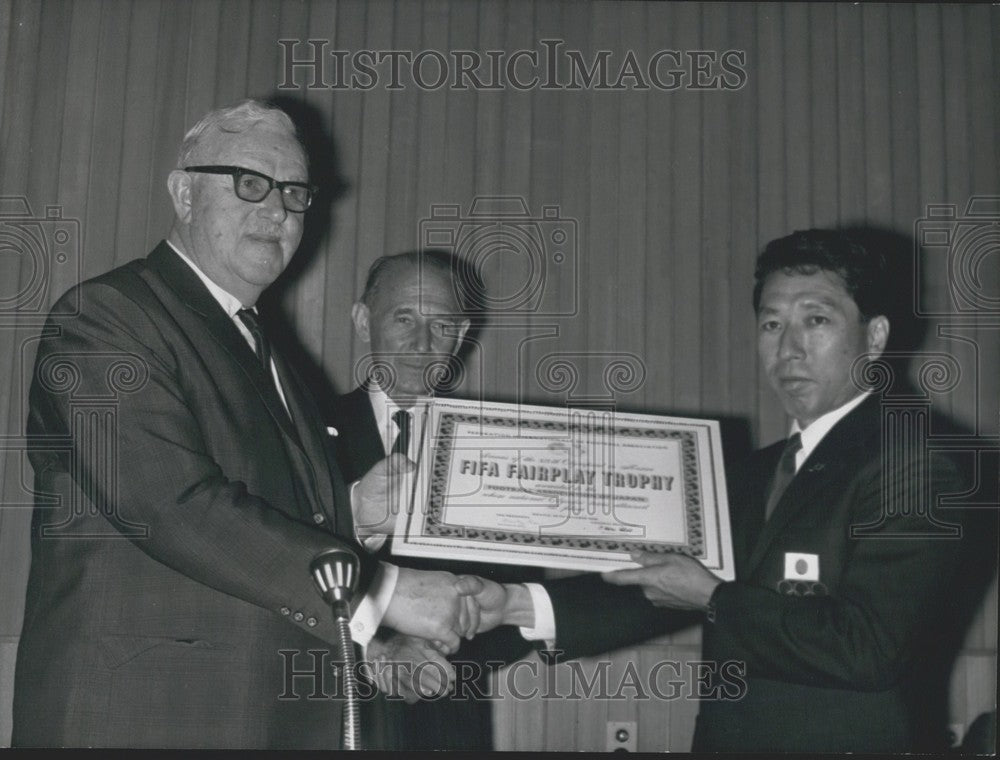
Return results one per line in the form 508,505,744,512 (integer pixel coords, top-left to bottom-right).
381,568,484,653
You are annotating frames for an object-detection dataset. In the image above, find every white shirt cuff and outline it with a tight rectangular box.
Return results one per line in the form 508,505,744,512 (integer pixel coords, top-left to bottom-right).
349,479,362,537
519,582,556,647
362,533,388,552
350,561,399,646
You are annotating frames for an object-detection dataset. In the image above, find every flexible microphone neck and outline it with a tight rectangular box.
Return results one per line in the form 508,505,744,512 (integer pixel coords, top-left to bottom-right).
309,546,362,750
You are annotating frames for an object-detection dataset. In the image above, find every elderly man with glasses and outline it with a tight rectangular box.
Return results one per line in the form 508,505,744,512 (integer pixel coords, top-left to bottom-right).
12,100,482,749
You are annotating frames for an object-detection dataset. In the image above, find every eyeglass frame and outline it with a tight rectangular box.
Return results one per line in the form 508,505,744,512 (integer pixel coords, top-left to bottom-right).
184,165,318,212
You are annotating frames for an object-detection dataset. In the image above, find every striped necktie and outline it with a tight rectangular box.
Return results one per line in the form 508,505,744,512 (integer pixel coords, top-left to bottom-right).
236,308,271,371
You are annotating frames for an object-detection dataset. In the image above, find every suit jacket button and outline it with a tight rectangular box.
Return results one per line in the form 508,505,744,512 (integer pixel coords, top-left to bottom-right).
280,606,291,616
306,617,318,627
313,513,325,524
293,611,304,622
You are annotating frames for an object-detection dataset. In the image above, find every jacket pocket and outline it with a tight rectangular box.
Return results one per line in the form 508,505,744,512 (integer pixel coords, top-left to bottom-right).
98,634,235,669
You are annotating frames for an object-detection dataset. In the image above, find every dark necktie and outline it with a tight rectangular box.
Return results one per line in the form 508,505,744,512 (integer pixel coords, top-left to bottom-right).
373,410,412,558
236,308,292,426
236,308,271,371
391,409,412,457
764,433,802,520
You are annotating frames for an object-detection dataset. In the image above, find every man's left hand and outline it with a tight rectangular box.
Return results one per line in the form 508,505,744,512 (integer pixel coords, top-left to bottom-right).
367,632,455,703
601,551,722,610
352,453,413,537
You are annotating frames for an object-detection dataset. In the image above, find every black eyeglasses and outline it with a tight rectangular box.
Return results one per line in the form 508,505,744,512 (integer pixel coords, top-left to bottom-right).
184,165,317,213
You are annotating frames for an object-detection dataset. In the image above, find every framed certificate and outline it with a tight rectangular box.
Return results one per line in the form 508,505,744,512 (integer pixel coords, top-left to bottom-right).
392,399,735,580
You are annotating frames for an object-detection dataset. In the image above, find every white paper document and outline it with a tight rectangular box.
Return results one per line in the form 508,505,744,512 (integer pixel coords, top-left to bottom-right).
392,399,734,580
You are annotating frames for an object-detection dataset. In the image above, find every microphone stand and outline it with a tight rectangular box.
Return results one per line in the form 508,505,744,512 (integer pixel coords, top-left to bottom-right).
310,548,361,750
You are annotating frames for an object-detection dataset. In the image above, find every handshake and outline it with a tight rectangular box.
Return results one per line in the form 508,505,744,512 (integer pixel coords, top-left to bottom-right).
352,454,722,701
381,570,533,652
372,569,531,702
351,455,536,699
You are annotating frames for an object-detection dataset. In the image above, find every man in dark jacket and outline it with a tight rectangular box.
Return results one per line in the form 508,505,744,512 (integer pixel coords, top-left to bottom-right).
13,101,478,749
464,229,971,753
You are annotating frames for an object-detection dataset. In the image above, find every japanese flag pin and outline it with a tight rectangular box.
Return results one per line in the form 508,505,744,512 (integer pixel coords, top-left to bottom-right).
784,552,819,581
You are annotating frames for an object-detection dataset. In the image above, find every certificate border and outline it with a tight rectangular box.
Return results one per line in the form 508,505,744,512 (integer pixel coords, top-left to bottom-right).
420,411,706,558
395,399,734,579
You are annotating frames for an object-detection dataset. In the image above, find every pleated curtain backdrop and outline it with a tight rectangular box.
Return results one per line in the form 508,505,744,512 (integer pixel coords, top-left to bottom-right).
0,0,997,750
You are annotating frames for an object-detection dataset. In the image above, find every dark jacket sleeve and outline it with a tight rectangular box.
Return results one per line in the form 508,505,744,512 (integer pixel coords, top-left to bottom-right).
544,573,702,660
28,280,376,648
541,427,968,689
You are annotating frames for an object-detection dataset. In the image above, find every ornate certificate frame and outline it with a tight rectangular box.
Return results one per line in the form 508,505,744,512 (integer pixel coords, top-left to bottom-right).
392,399,734,579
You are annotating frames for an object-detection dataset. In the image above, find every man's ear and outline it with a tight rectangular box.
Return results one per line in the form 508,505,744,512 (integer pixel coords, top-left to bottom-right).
866,315,890,357
351,302,371,343
167,170,193,224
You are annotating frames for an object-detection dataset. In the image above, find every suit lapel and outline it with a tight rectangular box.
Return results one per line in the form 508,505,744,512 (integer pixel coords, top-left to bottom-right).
732,444,782,575
744,396,880,576
271,348,337,518
146,242,350,533
331,384,387,482
147,243,302,446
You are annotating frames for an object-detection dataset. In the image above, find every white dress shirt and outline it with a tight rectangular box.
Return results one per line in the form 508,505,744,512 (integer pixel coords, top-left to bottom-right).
790,392,870,473
367,383,426,461
352,383,428,552
169,241,392,645
168,242,290,415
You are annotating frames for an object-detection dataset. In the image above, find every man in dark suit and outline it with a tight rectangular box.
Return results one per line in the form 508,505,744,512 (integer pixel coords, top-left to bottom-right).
466,229,971,752
330,251,536,749
12,100,479,749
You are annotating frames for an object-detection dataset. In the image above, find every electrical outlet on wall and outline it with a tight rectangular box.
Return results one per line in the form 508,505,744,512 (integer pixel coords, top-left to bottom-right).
606,721,638,752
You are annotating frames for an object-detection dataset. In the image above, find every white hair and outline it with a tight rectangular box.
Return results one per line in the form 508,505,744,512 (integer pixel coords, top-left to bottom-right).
176,99,303,168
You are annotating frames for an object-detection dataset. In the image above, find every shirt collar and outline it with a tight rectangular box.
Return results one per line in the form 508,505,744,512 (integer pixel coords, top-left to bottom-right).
366,382,404,441
167,240,247,318
790,391,870,469
366,382,429,455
